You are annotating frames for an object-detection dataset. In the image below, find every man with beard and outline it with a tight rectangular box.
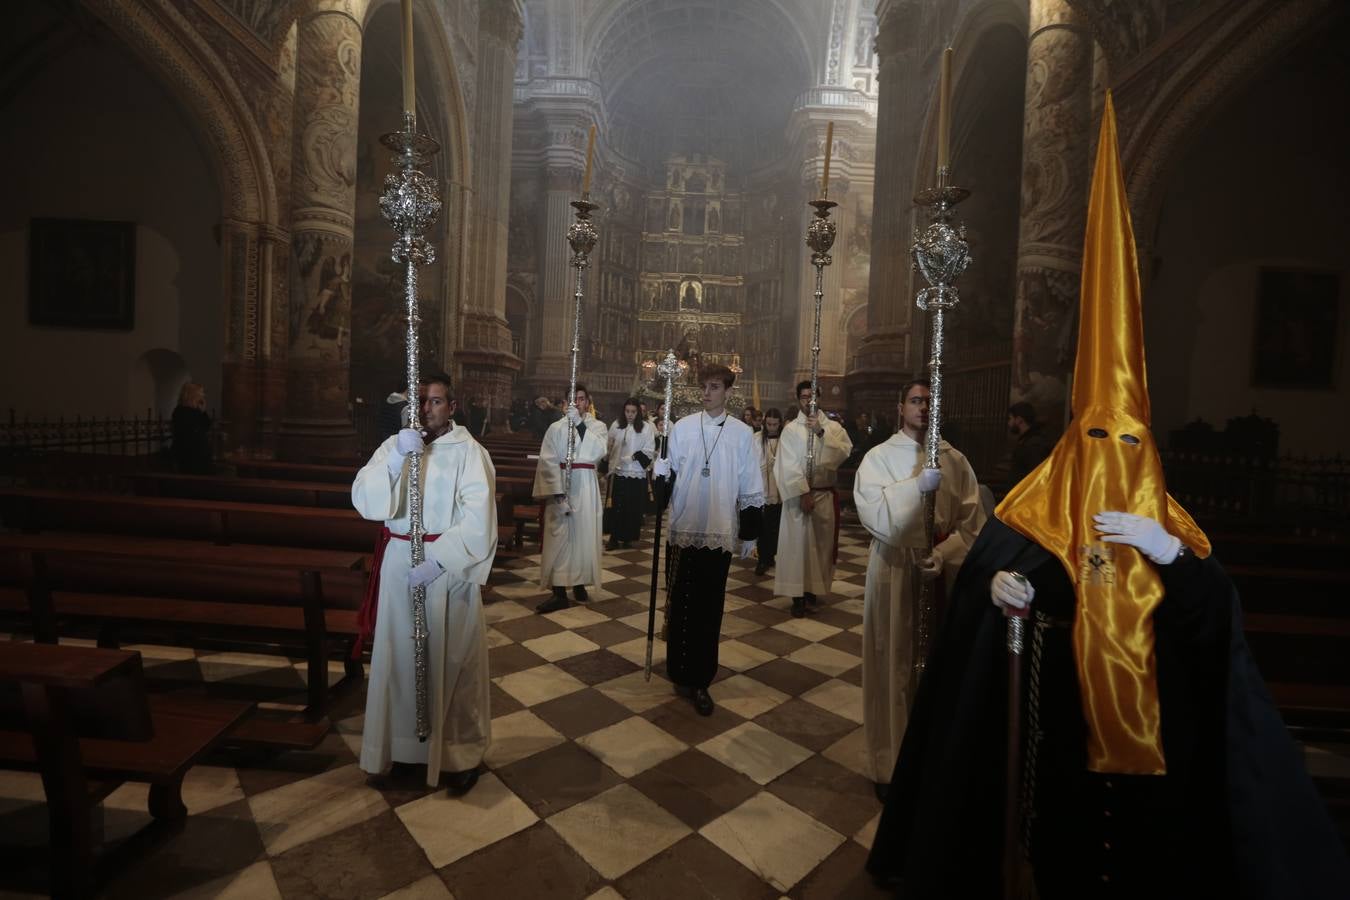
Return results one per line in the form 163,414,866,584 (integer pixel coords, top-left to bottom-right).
352,373,497,795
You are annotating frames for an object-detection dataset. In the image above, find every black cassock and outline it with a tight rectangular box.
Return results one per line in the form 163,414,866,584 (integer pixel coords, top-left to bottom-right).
866,517,1350,899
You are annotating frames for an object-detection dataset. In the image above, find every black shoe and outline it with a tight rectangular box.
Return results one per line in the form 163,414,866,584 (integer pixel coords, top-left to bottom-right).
573,585,590,604
754,561,768,576
691,687,715,716
805,592,819,607
792,597,806,618
874,782,889,803
537,590,569,614
621,541,633,549
388,761,421,784
445,768,479,797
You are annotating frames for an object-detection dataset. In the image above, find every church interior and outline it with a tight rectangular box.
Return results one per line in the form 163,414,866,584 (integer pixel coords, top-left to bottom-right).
1,0,1348,897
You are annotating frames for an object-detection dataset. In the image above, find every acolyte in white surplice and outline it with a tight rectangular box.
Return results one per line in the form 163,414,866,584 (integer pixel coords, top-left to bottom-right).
533,413,608,588
854,430,984,784
352,426,498,786
665,412,765,552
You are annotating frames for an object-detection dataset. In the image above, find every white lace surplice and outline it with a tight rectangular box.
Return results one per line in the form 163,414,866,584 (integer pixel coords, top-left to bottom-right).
666,411,764,554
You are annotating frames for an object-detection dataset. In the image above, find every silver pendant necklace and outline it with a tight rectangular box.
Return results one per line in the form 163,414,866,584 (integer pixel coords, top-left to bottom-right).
700,411,725,477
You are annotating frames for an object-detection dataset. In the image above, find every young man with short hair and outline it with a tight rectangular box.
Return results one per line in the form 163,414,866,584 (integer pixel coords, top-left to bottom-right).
653,365,763,715
773,380,853,618
533,384,607,613
854,378,984,799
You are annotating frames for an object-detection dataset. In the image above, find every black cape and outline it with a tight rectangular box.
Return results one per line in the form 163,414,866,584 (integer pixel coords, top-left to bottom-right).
865,517,1349,898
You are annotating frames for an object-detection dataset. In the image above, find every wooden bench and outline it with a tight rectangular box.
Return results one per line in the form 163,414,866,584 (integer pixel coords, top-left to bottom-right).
0,488,379,554
0,642,251,897
130,472,354,509
0,533,367,747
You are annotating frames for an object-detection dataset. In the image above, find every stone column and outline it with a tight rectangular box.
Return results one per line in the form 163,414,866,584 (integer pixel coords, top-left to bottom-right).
520,115,594,402
1009,0,1094,430
845,0,926,414
459,0,524,426
280,2,362,460
219,220,291,458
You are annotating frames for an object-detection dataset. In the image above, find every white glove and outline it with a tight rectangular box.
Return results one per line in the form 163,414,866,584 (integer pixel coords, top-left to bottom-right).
653,457,672,479
396,428,423,455
1093,511,1181,565
386,428,423,474
991,570,1034,613
917,467,942,493
739,540,757,560
566,404,582,426
556,495,574,516
408,559,444,589
916,547,944,582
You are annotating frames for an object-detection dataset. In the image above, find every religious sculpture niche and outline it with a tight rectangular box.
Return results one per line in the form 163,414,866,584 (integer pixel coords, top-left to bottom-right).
707,203,720,232
679,277,703,310
668,202,682,231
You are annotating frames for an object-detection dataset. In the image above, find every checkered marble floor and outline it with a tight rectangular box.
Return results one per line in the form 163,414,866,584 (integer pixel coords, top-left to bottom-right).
0,526,892,900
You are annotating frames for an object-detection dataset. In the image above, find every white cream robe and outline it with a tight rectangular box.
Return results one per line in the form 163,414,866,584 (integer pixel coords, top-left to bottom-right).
352,426,498,784
773,415,853,598
855,430,985,783
533,413,607,587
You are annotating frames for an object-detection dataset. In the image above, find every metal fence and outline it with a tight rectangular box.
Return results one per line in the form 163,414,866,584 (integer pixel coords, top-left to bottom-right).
1,409,180,457
1162,450,1350,528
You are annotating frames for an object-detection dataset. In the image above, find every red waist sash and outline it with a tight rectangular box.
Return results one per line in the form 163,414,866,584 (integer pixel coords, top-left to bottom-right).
352,527,442,661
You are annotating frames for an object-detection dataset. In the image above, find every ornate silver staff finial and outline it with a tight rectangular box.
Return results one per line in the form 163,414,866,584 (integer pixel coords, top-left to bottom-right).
910,164,972,679
379,110,442,740
561,198,599,508
804,198,838,481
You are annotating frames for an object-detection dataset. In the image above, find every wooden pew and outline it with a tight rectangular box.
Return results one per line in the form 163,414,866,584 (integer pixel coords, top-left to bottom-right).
231,459,355,484
0,532,367,747
0,488,378,554
0,642,251,897
130,472,353,509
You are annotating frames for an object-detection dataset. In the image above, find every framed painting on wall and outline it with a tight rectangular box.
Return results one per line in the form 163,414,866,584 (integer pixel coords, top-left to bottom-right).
28,217,136,329
1251,267,1339,390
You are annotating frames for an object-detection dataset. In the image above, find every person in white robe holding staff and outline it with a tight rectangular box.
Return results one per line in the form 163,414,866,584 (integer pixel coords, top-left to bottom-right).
352,372,498,795
855,378,984,801
774,380,853,618
534,384,608,612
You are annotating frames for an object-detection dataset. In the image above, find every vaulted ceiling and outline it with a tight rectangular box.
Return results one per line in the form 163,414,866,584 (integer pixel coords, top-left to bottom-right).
587,0,825,173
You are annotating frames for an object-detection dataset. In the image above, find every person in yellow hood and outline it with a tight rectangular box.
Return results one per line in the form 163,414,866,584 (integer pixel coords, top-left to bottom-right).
866,94,1349,898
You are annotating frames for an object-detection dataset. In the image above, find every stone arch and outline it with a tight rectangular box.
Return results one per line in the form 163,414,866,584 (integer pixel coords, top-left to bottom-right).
130,348,191,418
912,0,1028,189
361,0,471,196
506,280,534,361
83,0,277,227
1123,0,1338,251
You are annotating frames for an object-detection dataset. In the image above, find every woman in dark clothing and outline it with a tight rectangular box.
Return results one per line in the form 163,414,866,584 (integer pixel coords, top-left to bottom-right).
605,398,655,550
171,382,213,474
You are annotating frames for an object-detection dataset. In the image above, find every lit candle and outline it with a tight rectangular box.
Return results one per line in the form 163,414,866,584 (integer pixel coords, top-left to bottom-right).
937,47,952,173
581,124,597,197
401,0,415,116
821,121,834,198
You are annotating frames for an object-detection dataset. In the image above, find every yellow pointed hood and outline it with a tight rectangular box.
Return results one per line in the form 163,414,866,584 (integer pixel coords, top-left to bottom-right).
995,93,1209,775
